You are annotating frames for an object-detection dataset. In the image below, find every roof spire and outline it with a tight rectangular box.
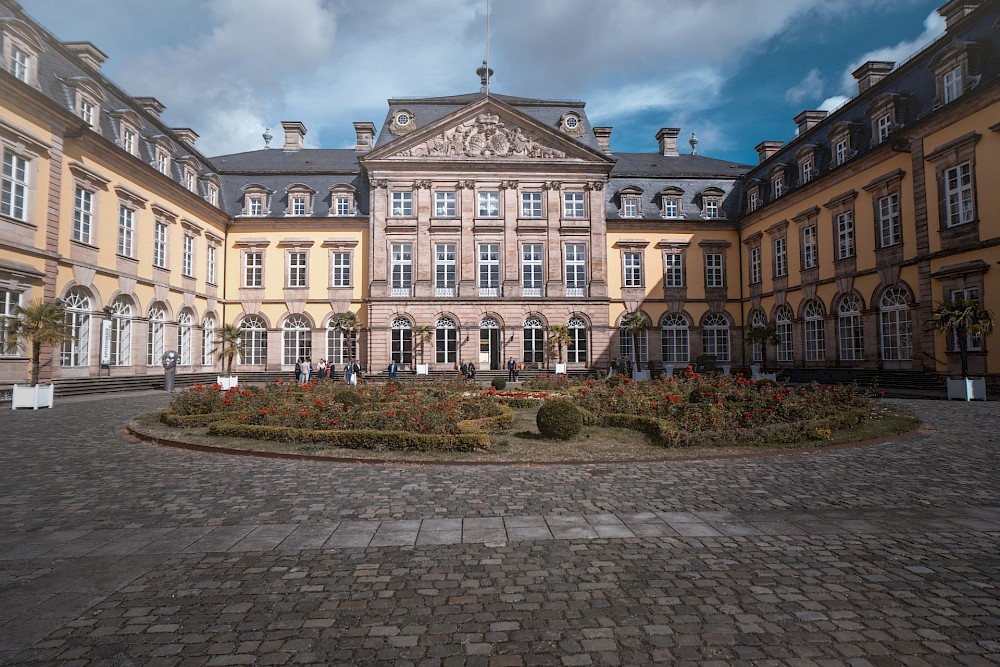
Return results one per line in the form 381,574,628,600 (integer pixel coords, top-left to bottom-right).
477,60,493,94
689,131,699,155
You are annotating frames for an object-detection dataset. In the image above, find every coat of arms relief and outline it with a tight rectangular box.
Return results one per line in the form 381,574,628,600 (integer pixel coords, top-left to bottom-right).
397,112,567,159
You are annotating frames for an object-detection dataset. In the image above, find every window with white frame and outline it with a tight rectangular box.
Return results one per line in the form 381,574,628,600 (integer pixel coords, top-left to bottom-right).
331,251,351,288
10,44,30,83
771,174,783,199
565,244,586,297
282,315,312,365
73,187,94,244
880,287,911,361
390,243,412,296
836,212,855,259
623,251,643,288
202,315,215,366
521,192,543,218
749,311,766,362
478,191,500,217
184,168,196,193
661,313,689,364
146,304,166,366
247,194,264,216
290,195,307,216
479,243,500,296
874,111,893,144
153,222,167,268
775,305,793,362
949,287,983,352
79,98,95,127
746,190,759,214
156,148,170,176
207,245,217,285
239,315,268,365
177,311,193,366
773,237,787,277
182,235,194,277
206,183,219,206
108,297,132,366
1,150,29,221
435,191,456,217
800,156,814,184
327,320,357,365
662,196,681,219
121,127,136,156
390,317,412,364
563,192,585,218
944,162,974,227
704,253,724,288
703,197,721,219
391,191,413,217
838,295,864,362
749,246,762,284
621,195,640,218
878,193,901,247
522,244,543,297
435,316,457,364
435,243,456,296
803,300,826,361
0,290,21,357
61,289,91,367
942,65,963,104
664,251,683,288
334,195,351,216
702,313,730,362
523,316,544,364
802,224,818,269
287,251,307,288
243,251,263,287
567,316,588,363
834,138,849,166
117,205,135,257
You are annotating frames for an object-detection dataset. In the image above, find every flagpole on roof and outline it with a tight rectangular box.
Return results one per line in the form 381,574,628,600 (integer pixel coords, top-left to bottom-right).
485,0,490,95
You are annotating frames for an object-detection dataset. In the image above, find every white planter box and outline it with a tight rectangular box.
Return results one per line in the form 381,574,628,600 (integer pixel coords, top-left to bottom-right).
11,384,54,410
664,365,674,377
633,370,651,382
555,363,567,375
946,377,986,401
721,364,731,375
415,364,429,376
750,364,761,376
217,375,239,391
754,372,777,382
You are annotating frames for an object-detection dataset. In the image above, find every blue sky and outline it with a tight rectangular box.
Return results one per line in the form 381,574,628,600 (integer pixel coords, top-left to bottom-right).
21,0,944,164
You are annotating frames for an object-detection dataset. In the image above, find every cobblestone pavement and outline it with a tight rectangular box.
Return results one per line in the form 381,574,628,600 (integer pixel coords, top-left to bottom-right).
0,394,997,666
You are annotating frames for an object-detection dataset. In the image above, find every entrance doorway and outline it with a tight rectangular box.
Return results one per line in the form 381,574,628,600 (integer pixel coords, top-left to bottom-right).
479,317,501,370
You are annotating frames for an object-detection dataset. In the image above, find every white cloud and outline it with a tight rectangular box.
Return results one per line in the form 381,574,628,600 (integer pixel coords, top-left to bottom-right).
818,95,850,113
785,68,825,105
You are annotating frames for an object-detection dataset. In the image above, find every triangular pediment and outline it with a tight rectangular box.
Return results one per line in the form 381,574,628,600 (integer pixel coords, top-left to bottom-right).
365,97,612,165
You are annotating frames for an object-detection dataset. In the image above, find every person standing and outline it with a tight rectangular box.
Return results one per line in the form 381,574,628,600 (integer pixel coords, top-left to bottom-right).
388,360,398,380
343,360,353,385
468,361,476,382
507,356,516,382
295,357,303,383
460,361,468,380
351,359,361,385
317,359,327,380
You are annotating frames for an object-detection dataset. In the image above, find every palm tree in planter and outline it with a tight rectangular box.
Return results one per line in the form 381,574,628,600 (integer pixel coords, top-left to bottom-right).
931,297,993,399
619,311,649,375
547,324,571,371
745,322,779,373
412,325,433,371
3,298,73,408
214,324,242,375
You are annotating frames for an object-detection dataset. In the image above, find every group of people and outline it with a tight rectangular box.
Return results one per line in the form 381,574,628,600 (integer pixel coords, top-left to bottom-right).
459,361,477,381
506,357,522,382
294,358,363,385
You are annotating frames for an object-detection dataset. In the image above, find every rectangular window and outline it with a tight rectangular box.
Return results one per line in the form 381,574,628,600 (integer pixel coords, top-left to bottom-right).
390,243,412,295
122,128,136,155
10,46,29,83
73,187,93,244
563,192,585,218
875,112,892,144
248,195,263,216
207,185,218,206
521,192,543,218
207,245,217,285
80,99,94,127
749,246,762,285
153,222,167,268
834,138,848,166
663,197,680,218
117,206,134,257
704,199,720,218
878,193,901,247
800,159,813,184
565,244,586,296
287,252,307,287
622,197,639,218
1,151,28,220
243,251,263,287
391,191,413,217
1,289,21,356
435,243,456,296
478,191,500,217
291,196,307,216
802,225,818,269
772,176,783,199
156,150,169,175
623,252,643,288
331,252,351,287
435,191,456,217
182,234,194,277
944,162,974,227
335,195,351,215
943,66,963,104
746,191,758,213
184,170,196,192
522,243,543,297
705,253,724,288
478,243,500,296
773,237,787,277
664,252,683,288
836,212,855,259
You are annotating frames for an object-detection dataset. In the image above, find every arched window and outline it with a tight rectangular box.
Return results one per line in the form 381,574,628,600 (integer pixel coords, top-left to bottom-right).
202,315,216,366
749,311,766,363
327,318,357,365
282,315,312,365
775,305,793,362
619,317,648,364
803,300,826,362
61,288,91,367
523,316,544,364
661,313,689,364
838,295,864,362
390,317,413,364
239,315,267,365
880,287,911,361
436,316,457,364
177,311,193,366
702,313,730,362
146,303,166,366
109,296,132,366
567,316,588,363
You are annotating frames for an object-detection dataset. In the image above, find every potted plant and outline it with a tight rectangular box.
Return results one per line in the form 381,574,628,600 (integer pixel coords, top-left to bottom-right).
412,324,432,375
547,324,571,375
214,323,241,390
3,298,73,409
745,322,778,380
619,311,650,380
931,297,993,400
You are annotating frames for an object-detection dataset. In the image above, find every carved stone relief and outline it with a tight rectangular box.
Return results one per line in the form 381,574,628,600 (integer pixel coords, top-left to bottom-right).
397,112,567,159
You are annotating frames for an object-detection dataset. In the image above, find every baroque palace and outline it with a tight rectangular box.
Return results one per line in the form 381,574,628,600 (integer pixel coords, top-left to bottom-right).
0,0,998,385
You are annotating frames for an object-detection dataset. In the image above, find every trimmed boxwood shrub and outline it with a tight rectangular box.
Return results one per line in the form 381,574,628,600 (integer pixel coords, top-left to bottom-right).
207,422,491,452
160,409,231,428
491,376,507,390
332,389,364,406
536,398,583,440
687,385,717,403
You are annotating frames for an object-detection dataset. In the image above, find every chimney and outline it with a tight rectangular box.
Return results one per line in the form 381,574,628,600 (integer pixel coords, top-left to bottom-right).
281,121,307,151
794,110,828,135
656,127,680,157
593,127,612,153
938,0,985,31
172,128,198,148
353,122,376,151
63,41,108,71
852,61,895,94
135,97,165,119
754,140,783,165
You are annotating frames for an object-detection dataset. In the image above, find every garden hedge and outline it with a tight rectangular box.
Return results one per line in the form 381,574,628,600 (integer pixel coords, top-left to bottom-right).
206,422,491,452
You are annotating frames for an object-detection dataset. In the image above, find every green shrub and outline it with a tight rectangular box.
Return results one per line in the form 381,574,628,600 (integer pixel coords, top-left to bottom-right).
606,374,622,388
491,376,507,390
332,389,364,406
207,422,491,452
536,398,583,440
688,385,717,403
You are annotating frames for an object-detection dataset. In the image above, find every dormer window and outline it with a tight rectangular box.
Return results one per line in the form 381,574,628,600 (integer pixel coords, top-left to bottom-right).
65,77,104,131
151,137,174,176
770,169,785,199
206,183,218,206
1,20,43,87
659,187,683,219
746,185,760,213
559,111,585,137
704,198,720,218
184,168,196,191
797,146,816,185
330,184,357,216
931,42,978,107
942,66,962,103
10,45,29,83
79,98,95,126
868,95,900,146
285,184,315,216
122,128,136,155
176,158,198,193
830,123,854,167
700,187,724,219
618,186,643,219
241,184,271,217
